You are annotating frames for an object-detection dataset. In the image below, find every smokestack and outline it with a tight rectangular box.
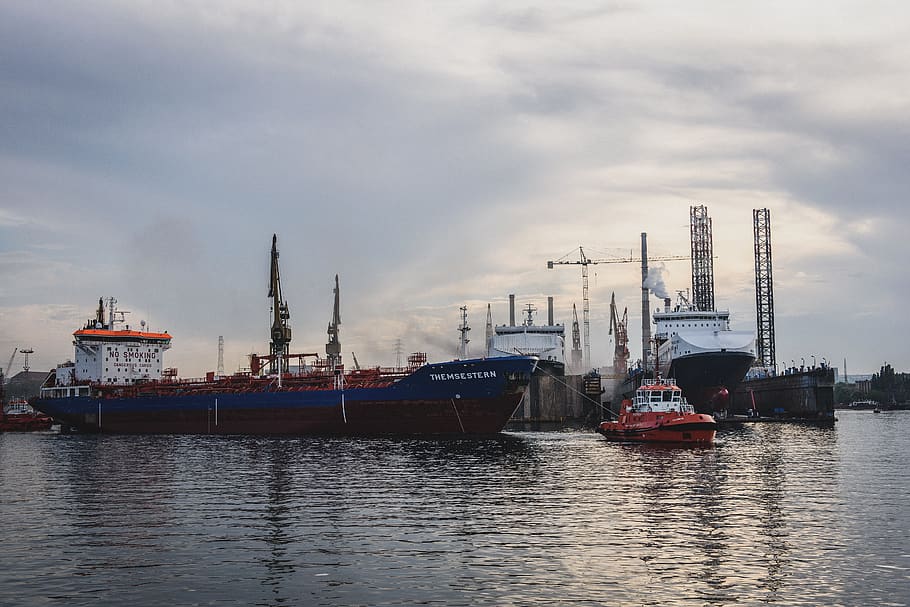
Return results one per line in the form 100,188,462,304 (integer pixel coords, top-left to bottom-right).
641,232,650,370
547,297,554,326
509,294,515,326
664,297,671,313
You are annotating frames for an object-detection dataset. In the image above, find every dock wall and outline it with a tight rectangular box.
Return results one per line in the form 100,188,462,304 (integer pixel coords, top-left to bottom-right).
511,374,602,423
732,368,835,419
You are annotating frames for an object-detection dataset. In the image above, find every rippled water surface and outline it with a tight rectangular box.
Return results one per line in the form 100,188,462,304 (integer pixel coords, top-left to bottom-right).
2,410,908,606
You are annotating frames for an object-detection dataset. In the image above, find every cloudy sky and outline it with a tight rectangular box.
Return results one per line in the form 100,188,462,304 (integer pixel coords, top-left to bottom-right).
2,1,908,378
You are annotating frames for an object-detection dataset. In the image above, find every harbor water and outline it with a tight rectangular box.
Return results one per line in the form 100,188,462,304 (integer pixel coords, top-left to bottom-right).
1,410,907,606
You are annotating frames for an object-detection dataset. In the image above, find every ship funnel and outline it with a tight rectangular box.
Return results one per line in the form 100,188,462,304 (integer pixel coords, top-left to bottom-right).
664,297,671,313
547,297,554,326
509,294,515,326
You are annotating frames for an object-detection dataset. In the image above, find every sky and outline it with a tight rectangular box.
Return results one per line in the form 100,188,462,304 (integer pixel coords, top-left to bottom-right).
2,1,908,378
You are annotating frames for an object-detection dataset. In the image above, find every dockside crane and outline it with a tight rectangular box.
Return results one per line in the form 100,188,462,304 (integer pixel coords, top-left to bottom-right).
609,292,630,376
548,247,687,370
570,304,582,371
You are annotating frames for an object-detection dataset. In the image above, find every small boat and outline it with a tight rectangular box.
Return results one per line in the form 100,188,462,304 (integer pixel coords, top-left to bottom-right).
0,399,53,432
597,378,716,444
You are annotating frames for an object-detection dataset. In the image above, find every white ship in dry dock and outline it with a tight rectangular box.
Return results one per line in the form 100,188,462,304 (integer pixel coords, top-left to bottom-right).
652,293,755,412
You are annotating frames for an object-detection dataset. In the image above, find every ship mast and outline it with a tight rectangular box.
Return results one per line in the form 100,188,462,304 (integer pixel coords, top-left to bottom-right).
268,234,291,375
458,306,470,359
485,304,493,357
326,274,342,370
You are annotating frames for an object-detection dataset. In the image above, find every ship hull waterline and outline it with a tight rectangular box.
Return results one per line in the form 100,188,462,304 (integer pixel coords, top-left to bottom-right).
37,394,525,435
34,356,537,436
597,421,716,445
668,351,755,412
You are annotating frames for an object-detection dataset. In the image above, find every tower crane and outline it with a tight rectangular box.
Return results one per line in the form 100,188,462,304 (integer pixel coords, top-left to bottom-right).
548,247,688,369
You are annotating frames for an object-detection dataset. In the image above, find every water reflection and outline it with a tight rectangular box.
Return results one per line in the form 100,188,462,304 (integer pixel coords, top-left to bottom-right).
1,416,906,607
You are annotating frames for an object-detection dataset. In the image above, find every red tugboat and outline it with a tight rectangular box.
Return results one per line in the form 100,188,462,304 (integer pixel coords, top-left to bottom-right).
1,399,53,432
597,378,716,444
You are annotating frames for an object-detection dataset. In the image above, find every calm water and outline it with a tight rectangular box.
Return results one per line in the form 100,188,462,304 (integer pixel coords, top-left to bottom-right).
1,410,908,606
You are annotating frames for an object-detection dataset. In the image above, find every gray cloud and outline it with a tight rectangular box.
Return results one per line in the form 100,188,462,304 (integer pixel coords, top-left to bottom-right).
2,2,908,374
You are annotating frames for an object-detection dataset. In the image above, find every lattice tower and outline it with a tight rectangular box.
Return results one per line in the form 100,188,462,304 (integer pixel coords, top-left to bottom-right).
753,208,776,368
690,205,715,311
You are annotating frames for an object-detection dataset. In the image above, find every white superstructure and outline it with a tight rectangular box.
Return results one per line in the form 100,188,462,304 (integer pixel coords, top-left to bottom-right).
487,304,565,368
44,298,171,396
653,294,755,375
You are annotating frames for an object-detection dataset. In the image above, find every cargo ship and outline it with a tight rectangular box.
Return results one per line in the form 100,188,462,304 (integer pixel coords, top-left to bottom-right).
33,236,538,435
652,294,755,413
486,299,566,376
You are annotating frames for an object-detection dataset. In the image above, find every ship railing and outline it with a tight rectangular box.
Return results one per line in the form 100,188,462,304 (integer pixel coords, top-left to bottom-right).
640,378,679,387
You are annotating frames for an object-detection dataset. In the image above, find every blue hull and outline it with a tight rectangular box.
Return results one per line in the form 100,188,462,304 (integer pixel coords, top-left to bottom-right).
34,356,537,435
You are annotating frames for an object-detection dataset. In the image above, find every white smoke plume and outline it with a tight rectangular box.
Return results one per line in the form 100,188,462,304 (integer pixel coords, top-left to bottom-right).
644,262,671,300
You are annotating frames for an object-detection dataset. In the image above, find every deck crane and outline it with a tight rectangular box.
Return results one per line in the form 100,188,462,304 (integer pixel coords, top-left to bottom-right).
326,274,342,370
548,247,688,370
268,234,292,376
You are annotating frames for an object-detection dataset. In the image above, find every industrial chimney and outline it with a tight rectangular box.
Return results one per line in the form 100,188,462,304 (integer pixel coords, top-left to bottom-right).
641,232,650,370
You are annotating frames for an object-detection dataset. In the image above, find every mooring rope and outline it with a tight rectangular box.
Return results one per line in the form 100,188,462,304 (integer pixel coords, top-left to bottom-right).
534,365,619,419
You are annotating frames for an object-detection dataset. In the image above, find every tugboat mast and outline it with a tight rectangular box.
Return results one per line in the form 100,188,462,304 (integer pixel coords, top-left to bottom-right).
268,234,291,375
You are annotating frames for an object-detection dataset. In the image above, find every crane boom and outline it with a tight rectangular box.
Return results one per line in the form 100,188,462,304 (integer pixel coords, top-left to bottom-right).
548,247,688,370
4,347,17,379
